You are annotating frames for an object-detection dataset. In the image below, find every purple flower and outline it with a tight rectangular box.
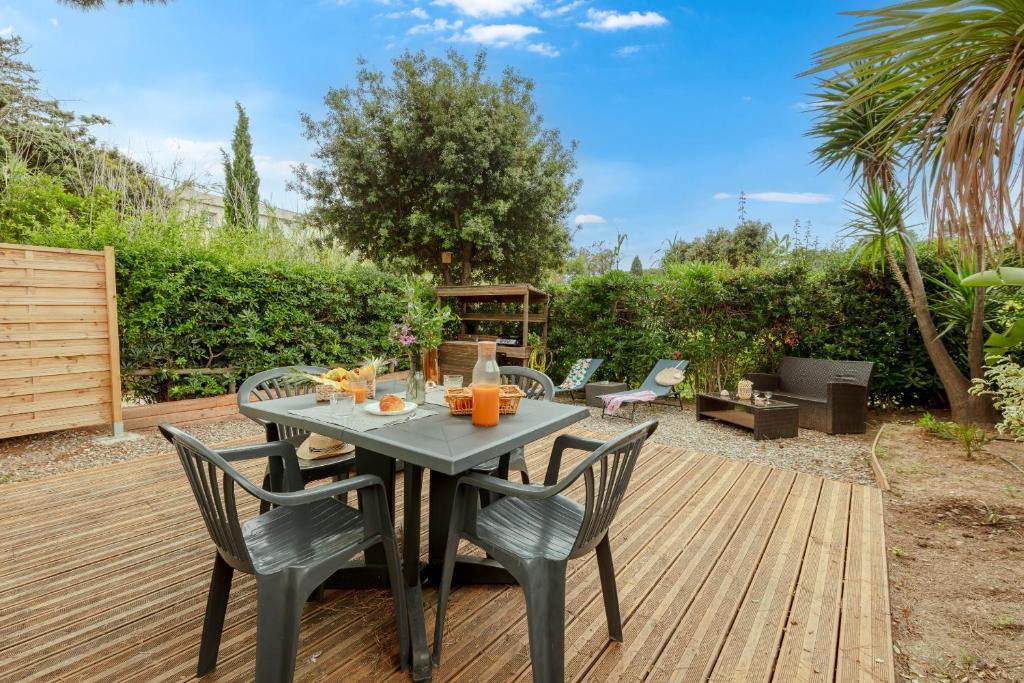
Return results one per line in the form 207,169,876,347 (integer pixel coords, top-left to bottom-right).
399,331,417,347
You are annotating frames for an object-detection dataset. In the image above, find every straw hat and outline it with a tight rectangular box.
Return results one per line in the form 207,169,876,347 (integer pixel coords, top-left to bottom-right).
297,433,355,460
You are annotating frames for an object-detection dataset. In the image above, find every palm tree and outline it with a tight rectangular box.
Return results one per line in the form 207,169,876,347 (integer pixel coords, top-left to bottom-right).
805,2,1023,422
810,69,990,421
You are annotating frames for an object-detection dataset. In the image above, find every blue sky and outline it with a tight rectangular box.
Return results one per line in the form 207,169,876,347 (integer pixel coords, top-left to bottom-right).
6,0,884,265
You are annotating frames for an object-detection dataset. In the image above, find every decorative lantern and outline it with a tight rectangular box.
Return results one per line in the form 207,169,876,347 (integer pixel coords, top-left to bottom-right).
737,379,753,400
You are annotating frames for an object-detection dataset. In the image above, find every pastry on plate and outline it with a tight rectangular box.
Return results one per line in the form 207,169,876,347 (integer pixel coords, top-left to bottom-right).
378,394,405,412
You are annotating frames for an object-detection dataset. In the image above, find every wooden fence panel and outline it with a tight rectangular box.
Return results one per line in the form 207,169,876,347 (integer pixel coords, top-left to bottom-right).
0,243,122,438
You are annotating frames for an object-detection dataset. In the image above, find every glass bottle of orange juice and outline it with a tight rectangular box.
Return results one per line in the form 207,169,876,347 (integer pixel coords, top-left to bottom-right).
471,341,501,427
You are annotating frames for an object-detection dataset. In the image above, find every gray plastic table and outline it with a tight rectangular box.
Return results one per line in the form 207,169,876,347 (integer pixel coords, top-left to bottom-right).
238,386,589,681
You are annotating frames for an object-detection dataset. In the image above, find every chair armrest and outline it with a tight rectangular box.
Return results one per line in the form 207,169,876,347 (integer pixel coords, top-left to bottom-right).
545,434,605,485
826,381,868,430
458,471,560,500
258,474,388,507
745,373,780,390
217,441,304,492
216,441,294,462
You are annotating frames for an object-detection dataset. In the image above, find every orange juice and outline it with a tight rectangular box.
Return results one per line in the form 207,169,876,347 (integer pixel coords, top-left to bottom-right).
471,384,500,427
349,379,368,404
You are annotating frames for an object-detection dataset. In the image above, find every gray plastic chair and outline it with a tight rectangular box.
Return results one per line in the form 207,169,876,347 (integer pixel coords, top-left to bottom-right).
238,366,357,510
158,423,409,683
601,358,689,421
553,358,604,404
433,420,658,683
471,366,556,488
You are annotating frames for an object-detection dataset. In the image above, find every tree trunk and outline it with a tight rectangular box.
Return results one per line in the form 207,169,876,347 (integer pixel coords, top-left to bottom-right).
441,262,454,286
895,239,973,423
966,244,997,423
461,241,473,285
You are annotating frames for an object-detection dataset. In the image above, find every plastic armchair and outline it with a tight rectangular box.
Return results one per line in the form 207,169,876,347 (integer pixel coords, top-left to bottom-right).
158,424,409,683
433,420,658,683
238,366,357,510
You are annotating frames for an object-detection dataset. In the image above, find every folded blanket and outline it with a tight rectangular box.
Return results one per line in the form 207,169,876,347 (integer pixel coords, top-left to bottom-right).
601,390,658,414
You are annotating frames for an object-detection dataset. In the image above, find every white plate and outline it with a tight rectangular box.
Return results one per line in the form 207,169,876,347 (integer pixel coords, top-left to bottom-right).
363,400,418,416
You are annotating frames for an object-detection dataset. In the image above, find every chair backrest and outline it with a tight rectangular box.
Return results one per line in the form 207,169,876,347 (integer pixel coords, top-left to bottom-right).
777,357,874,399
158,423,255,573
238,365,327,441
499,366,555,402
570,420,657,557
637,359,690,395
558,358,604,391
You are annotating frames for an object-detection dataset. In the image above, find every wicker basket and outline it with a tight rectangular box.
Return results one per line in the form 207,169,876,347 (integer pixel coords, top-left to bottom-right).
315,383,337,403
444,384,527,416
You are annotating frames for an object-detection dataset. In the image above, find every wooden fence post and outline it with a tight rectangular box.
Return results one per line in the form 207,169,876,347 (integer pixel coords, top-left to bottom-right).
103,246,124,436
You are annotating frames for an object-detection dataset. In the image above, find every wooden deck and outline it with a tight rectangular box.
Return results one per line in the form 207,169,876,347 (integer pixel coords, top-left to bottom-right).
0,429,894,682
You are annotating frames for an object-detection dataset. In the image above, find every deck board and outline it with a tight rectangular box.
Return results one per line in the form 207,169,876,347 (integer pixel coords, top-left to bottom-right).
0,428,894,682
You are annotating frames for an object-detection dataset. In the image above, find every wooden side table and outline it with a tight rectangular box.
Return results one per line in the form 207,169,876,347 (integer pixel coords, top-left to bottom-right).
585,381,628,408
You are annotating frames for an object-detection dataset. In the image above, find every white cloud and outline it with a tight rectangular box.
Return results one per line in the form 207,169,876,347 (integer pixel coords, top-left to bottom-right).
526,42,559,57
574,213,607,225
409,18,463,33
538,0,584,18
452,23,540,46
614,45,641,57
383,7,430,19
48,17,59,27
433,0,535,18
0,25,13,37
580,9,667,31
741,95,752,102
714,192,832,204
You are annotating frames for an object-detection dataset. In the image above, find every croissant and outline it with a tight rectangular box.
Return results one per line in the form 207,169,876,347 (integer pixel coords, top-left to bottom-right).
378,394,405,412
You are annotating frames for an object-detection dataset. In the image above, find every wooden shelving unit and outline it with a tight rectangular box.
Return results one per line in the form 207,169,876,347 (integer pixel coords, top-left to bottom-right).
435,284,549,378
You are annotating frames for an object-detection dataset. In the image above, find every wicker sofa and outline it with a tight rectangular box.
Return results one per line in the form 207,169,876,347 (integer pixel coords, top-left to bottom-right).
746,357,874,434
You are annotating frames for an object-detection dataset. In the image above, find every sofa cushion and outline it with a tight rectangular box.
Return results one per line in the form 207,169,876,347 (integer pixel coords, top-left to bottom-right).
776,357,873,400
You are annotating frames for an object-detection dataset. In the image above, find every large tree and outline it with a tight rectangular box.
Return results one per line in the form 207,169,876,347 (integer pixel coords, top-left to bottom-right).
294,50,579,285
221,102,260,230
804,1,1024,423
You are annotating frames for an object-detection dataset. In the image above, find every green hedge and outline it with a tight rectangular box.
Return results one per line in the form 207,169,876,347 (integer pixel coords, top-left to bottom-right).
0,163,960,407
545,257,951,407
0,165,408,401
114,245,405,400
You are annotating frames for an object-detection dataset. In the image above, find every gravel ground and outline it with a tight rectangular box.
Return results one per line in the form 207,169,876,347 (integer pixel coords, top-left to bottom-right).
0,400,876,486
570,400,877,486
0,418,264,483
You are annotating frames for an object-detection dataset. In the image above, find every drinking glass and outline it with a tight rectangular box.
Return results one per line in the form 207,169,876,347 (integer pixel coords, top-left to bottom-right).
330,391,355,416
763,391,773,405
348,378,368,404
443,374,464,389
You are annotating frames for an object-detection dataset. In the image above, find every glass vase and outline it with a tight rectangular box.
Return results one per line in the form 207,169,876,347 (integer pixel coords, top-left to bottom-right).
406,351,427,404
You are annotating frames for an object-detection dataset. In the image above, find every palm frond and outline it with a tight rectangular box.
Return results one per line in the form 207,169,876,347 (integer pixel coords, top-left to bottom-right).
806,0,1024,250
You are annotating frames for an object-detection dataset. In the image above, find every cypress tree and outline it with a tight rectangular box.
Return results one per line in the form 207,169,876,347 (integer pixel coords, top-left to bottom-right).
630,255,643,275
222,102,260,229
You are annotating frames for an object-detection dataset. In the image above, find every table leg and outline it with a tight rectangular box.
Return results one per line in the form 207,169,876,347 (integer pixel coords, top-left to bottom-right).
403,464,432,681
425,470,517,586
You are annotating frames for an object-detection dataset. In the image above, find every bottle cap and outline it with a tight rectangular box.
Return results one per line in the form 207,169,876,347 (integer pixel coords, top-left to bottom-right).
478,341,497,354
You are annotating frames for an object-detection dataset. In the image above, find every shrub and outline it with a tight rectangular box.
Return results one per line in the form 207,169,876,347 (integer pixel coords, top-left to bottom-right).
916,412,992,459
1,165,408,401
545,255,944,406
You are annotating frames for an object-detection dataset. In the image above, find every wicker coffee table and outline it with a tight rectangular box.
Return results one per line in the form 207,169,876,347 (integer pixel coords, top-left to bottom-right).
696,393,799,440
